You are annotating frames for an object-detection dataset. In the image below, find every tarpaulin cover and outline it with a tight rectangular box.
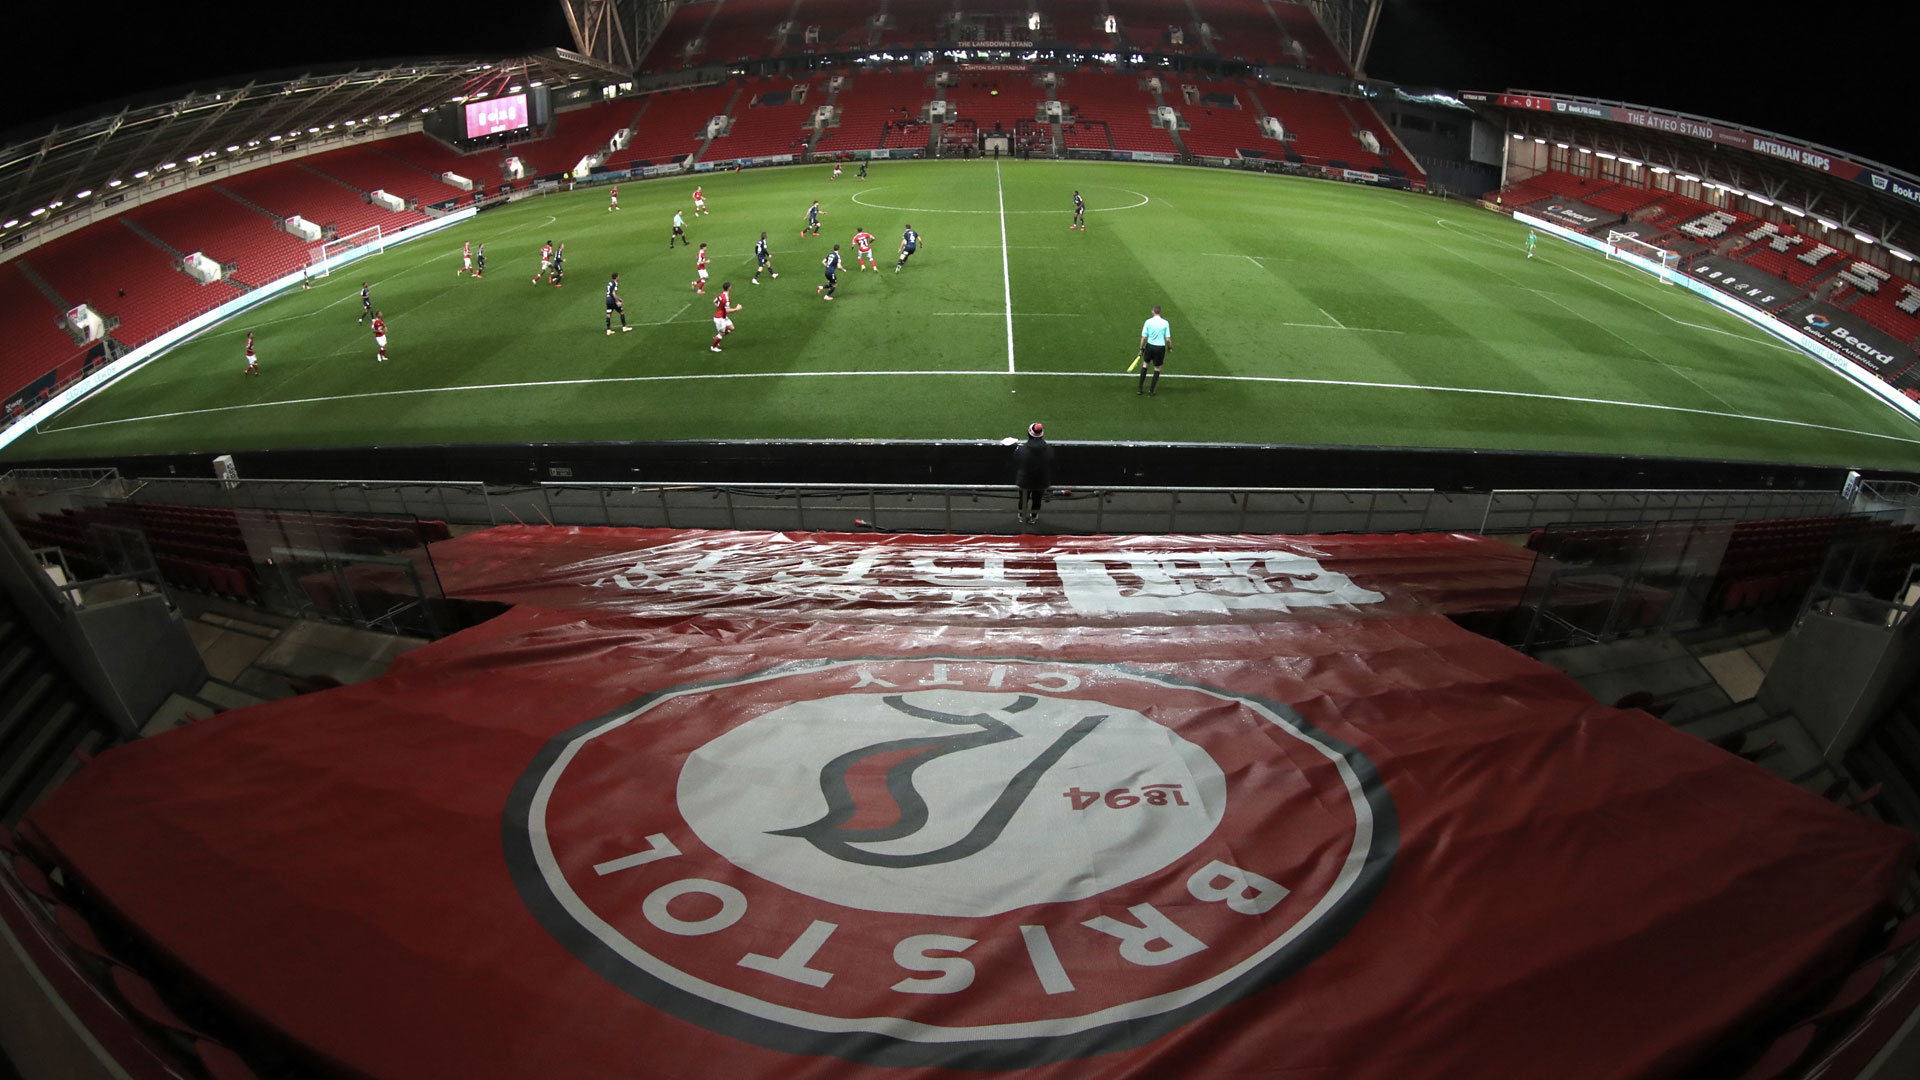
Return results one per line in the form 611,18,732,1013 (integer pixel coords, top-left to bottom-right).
426,526,1537,623
29,550,1913,1080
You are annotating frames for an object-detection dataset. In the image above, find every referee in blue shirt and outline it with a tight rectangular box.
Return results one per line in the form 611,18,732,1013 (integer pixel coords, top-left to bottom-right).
1138,305,1171,395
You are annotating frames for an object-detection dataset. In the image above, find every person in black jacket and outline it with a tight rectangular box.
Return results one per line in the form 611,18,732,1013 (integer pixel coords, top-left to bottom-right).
1013,422,1054,524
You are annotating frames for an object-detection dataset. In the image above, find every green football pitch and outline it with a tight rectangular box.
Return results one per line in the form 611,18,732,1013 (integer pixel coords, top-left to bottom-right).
11,159,1920,470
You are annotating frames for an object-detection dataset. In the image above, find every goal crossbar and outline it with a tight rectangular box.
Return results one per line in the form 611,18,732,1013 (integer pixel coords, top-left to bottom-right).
1605,231,1681,284
308,226,386,278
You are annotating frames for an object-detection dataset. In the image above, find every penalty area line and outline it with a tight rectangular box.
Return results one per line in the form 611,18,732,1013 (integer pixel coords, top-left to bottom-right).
39,369,1920,447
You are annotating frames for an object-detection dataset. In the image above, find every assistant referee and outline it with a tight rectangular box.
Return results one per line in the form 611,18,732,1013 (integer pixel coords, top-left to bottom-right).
1137,304,1171,396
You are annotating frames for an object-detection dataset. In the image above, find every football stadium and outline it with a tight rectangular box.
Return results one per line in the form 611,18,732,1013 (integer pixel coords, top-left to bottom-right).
2,2,1920,1078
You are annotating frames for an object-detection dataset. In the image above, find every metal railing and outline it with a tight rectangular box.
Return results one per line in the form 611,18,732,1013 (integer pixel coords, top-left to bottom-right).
104,476,1849,536
1,466,122,496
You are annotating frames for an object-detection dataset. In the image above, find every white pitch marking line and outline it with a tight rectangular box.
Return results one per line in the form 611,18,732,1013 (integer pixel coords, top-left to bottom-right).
1248,256,1264,269
995,158,1015,375
933,312,1082,317
851,188,1149,215
1279,323,1404,334
640,302,691,326
42,370,1920,447
950,245,1057,250
1525,285,1738,410
1317,307,1349,330
1427,217,1799,355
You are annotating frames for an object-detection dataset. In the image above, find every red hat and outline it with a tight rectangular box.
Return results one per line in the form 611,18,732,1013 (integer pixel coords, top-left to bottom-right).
1028,422,1044,438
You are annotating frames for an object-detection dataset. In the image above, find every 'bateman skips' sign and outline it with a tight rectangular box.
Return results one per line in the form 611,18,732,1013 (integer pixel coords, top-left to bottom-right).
1481,91,1920,201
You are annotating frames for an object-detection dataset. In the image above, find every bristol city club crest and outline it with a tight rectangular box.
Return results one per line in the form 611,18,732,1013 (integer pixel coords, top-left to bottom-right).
505,657,1397,1067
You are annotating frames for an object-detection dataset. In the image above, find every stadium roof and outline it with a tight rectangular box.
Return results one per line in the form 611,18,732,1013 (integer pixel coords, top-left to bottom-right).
0,49,615,245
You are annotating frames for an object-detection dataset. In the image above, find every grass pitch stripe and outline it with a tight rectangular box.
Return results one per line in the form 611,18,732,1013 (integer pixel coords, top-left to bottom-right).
39,369,1920,446
996,159,1015,374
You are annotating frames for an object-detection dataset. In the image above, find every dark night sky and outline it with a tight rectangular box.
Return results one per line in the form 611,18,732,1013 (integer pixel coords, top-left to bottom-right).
13,1,1919,172
1367,0,1920,174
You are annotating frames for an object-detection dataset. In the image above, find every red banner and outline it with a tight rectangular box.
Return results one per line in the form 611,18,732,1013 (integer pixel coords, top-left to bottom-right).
30,602,1910,1079
428,527,1536,624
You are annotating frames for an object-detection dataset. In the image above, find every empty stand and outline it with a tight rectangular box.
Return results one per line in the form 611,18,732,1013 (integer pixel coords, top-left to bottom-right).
1175,80,1262,158
815,70,930,153
301,144,465,207
876,0,944,46
1193,0,1288,64
1273,2,1348,75
701,0,794,62
509,98,635,178
1250,85,1375,168
797,0,883,51
372,132,488,184
220,162,423,242
25,223,241,350
1341,100,1421,176
944,75,1048,132
1525,515,1920,619
706,78,821,161
605,84,734,167
0,266,88,402
1586,182,1667,218
645,0,719,69
125,186,309,287
1108,0,1188,51
1062,71,1174,154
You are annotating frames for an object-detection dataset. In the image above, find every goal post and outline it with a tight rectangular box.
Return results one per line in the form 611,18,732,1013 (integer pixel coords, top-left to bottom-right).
307,225,386,278
1605,231,1681,284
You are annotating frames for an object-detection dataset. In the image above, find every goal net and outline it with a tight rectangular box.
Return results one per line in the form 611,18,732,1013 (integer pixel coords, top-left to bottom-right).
1605,231,1681,284
308,225,386,278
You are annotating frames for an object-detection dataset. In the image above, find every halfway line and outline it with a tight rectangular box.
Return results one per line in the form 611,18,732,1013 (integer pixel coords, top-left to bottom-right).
995,159,1015,374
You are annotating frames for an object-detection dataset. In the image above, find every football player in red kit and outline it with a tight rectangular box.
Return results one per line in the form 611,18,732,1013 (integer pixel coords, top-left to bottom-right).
692,244,710,294
693,186,709,216
710,282,741,352
371,313,389,362
608,186,619,212
244,332,259,375
852,228,877,270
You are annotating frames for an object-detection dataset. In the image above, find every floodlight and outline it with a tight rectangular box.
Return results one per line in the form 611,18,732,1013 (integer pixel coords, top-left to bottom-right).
1780,205,1804,216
